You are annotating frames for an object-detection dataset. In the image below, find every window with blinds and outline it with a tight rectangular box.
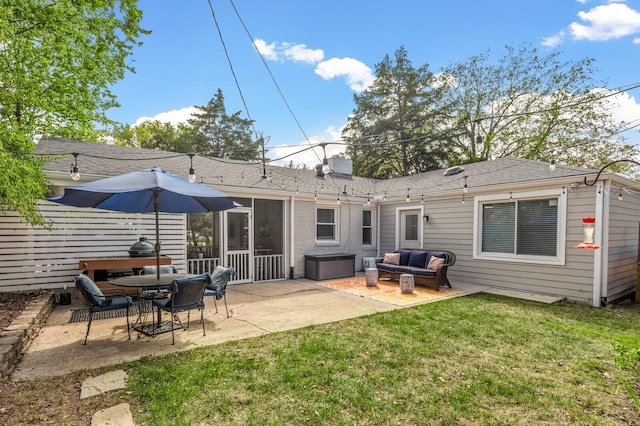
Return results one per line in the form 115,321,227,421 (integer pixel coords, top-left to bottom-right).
481,198,558,257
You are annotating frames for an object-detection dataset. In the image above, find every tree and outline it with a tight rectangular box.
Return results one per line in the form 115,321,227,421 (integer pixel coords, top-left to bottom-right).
188,89,261,161
342,47,449,179
113,120,199,153
0,0,148,225
436,44,638,170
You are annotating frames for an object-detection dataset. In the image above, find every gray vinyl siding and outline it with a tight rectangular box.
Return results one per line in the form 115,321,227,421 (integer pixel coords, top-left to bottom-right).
379,186,601,303
606,187,640,301
292,200,375,279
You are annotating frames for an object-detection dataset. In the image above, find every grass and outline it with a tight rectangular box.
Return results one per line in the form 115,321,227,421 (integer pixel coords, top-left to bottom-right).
2,293,639,425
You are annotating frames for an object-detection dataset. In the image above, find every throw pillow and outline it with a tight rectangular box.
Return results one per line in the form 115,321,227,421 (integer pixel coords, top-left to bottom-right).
75,274,106,306
383,252,400,265
427,256,444,270
408,251,428,268
394,250,411,266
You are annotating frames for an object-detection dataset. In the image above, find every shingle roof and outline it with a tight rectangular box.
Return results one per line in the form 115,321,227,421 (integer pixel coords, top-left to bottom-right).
35,137,605,202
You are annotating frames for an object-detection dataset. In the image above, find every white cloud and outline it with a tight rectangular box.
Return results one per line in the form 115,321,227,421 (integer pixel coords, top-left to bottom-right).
543,2,640,46
134,106,199,127
254,38,324,64
604,89,640,143
253,39,279,61
570,3,640,41
541,30,566,47
315,57,375,91
283,43,324,64
255,38,373,91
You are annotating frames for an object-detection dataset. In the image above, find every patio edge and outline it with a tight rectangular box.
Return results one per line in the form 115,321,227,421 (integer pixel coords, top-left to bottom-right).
1,293,54,378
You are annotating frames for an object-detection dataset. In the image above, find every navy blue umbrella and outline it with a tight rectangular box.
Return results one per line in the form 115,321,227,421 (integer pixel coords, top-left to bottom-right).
49,167,240,279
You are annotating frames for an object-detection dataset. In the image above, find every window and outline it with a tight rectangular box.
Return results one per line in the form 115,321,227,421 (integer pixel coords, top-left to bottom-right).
316,207,339,243
362,210,374,245
474,189,566,265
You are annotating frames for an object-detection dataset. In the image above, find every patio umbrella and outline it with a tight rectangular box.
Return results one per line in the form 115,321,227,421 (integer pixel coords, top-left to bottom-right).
49,167,240,280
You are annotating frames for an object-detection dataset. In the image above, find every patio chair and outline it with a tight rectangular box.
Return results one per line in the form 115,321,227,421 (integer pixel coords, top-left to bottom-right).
152,273,210,344
73,274,134,345
204,266,235,318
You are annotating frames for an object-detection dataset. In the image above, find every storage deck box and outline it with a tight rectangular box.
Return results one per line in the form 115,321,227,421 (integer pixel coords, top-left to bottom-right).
304,253,355,281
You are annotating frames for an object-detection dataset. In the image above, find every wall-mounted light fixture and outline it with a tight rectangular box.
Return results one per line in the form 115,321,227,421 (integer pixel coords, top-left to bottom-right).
70,152,80,181
423,215,430,222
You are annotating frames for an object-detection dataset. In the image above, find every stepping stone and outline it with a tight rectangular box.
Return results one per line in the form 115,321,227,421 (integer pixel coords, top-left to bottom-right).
91,403,134,426
81,370,128,399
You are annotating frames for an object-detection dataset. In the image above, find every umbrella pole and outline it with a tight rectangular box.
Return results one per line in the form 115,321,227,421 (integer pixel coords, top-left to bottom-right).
155,191,161,281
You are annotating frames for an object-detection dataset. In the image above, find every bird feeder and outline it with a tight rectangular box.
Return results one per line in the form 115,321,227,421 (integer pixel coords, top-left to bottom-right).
576,217,600,250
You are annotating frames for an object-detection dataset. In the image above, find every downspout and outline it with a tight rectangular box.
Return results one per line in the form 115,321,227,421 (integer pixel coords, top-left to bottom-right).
592,182,606,307
376,202,381,258
289,196,295,279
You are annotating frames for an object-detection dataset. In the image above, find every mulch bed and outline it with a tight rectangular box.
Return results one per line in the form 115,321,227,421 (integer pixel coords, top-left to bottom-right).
0,291,48,331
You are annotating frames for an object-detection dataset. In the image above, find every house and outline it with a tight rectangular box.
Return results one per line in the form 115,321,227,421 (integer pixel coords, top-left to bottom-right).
0,136,637,307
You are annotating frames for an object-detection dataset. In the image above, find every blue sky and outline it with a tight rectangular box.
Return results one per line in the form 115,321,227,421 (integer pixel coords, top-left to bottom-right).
108,0,640,167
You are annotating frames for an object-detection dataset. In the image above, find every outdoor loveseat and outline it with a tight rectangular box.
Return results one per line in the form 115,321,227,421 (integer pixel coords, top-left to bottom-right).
375,249,456,291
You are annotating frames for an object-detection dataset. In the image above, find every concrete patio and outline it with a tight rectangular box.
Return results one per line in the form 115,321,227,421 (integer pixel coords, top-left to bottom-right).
13,276,487,380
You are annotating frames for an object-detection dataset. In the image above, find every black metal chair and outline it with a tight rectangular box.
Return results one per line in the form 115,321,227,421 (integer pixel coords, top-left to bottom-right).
204,266,235,318
152,273,210,344
73,274,134,345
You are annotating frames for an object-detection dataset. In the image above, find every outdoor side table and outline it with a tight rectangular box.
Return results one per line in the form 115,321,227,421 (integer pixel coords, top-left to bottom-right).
365,268,378,287
399,273,415,294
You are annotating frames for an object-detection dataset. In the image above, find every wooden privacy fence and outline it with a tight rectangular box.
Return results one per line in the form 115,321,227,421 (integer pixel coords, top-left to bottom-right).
0,201,186,293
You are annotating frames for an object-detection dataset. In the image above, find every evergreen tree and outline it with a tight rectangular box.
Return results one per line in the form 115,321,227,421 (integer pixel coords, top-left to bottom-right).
342,47,449,178
188,89,260,161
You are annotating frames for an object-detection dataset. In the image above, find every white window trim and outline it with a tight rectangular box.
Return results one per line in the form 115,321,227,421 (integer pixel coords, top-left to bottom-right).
395,205,425,249
473,188,566,265
315,204,340,245
362,208,376,247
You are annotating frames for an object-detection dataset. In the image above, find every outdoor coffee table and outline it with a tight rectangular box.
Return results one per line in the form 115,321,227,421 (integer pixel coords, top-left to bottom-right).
110,273,195,336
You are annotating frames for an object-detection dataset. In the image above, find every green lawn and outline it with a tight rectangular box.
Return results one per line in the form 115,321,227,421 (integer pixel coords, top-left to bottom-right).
4,293,640,425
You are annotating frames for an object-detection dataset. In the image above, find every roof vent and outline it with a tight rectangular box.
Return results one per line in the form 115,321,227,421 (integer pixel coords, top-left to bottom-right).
444,166,464,176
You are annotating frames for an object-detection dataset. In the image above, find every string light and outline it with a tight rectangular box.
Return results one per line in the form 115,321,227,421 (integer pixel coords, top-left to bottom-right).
421,194,424,204
314,191,317,201
549,159,556,171
383,192,387,201
618,188,623,201
188,153,196,182
70,152,80,180
406,188,410,202
366,193,370,206
337,193,341,205
463,175,468,193
462,194,466,204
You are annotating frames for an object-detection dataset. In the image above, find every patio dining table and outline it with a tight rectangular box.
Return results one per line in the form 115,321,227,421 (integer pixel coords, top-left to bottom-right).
110,273,196,336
